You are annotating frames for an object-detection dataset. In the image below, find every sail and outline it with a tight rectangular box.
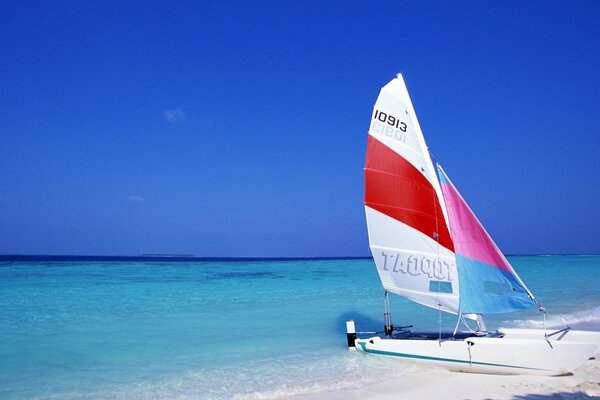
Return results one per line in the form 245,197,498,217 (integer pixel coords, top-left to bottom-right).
365,74,460,314
436,165,537,314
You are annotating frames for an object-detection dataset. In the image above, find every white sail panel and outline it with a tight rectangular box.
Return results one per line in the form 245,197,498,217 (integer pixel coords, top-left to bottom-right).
366,207,460,313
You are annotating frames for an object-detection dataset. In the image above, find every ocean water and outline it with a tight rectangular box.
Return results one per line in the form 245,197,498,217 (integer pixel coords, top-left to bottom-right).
1,255,599,399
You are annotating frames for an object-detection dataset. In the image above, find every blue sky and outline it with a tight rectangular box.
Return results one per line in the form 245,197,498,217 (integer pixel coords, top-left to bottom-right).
1,1,598,256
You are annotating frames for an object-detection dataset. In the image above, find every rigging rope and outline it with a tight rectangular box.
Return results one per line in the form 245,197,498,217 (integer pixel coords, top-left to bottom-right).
452,311,462,337
431,162,442,344
541,307,554,348
460,314,478,334
438,302,442,345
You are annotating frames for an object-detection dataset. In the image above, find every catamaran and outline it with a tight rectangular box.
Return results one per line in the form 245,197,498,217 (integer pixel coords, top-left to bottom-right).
347,74,600,375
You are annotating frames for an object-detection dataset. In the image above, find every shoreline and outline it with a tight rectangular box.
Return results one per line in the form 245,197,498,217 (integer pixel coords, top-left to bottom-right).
285,357,600,400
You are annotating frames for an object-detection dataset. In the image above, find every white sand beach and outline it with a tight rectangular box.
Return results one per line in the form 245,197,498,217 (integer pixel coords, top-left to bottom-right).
289,357,600,400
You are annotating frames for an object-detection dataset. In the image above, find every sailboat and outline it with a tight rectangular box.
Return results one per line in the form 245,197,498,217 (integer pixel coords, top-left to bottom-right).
349,74,600,375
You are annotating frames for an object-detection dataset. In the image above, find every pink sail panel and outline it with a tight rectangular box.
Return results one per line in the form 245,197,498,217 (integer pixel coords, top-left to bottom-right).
438,170,512,273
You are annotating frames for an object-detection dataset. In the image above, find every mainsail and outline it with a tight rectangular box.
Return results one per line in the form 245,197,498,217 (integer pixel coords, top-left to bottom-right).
365,74,459,314
365,74,537,316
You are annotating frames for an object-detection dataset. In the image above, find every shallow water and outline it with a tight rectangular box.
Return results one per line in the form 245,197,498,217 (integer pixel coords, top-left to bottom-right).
1,256,599,399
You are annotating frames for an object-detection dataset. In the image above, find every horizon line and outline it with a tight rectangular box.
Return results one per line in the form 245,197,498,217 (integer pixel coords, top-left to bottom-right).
1,253,599,263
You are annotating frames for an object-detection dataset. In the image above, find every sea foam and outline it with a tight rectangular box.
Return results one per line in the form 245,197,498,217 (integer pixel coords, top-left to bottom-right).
512,305,600,331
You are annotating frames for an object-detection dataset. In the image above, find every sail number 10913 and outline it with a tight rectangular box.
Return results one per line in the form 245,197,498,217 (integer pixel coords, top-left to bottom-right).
373,109,407,132
371,109,408,144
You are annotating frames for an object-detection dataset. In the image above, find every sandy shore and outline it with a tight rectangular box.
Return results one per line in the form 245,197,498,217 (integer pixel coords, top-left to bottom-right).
287,357,600,400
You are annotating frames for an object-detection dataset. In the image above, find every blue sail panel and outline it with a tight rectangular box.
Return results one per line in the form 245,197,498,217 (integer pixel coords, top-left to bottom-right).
456,254,535,314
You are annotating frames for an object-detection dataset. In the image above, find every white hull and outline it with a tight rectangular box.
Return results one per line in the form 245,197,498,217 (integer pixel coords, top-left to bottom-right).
499,328,600,356
355,333,597,376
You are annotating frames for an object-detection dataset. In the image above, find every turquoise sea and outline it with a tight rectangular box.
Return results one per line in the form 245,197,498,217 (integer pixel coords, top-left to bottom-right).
1,255,599,399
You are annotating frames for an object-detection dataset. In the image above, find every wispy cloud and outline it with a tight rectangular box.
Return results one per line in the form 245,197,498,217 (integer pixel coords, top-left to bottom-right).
127,195,146,203
164,108,186,122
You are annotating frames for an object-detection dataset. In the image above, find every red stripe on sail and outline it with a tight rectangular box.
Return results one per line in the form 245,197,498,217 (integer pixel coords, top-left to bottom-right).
365,136,454,252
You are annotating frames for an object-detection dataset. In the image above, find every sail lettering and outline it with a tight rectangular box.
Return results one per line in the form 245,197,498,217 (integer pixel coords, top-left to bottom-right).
381,252,397,271
421,257,433,278
434,260,452,281
380,251,454,282
374,109,407,132
407,254,420,276
371,109,408,143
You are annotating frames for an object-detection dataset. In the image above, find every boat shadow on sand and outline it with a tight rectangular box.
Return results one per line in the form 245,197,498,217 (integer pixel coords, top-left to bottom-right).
511,391,598,399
